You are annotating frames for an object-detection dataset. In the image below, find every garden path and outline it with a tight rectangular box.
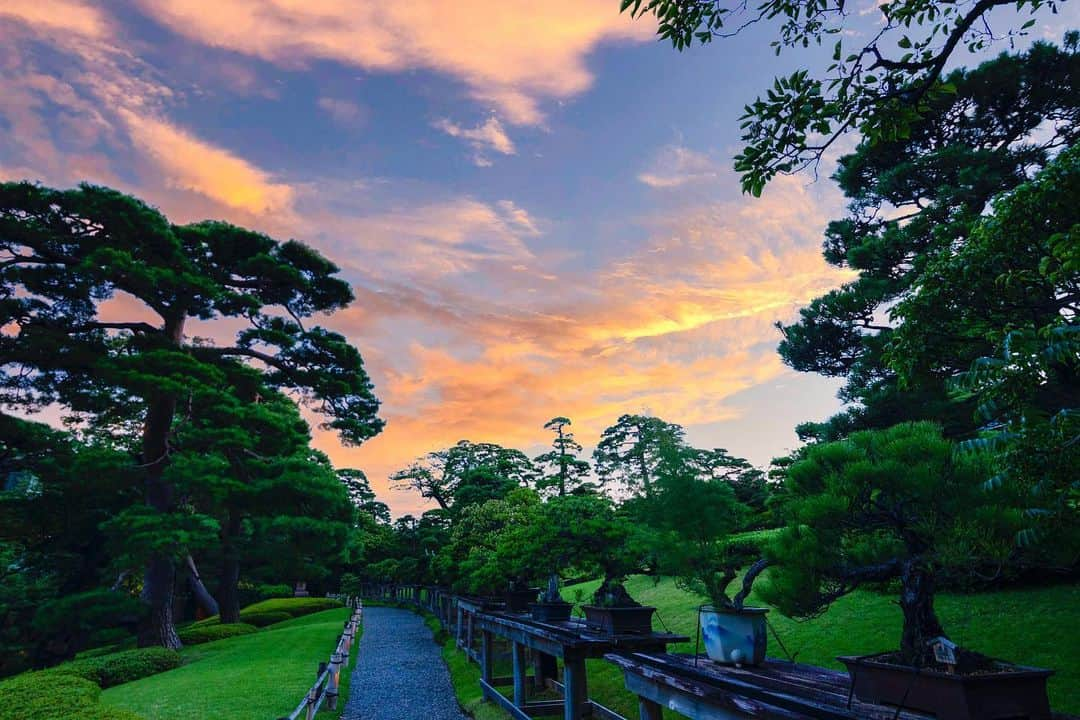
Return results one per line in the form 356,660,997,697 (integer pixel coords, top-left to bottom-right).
341,606,467,720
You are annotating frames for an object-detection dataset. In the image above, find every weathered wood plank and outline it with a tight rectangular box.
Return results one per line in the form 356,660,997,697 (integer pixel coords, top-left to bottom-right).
514,641,529,707
563,653,589,720
606,652,934,720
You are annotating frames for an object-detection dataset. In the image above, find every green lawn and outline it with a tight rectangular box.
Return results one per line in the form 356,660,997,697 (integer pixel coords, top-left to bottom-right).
102,607,353,720
438,576,1080,719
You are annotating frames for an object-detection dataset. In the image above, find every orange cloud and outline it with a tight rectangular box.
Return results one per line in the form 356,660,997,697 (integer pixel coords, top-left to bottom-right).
118,110,294,215
133,0,655,124
0,0,108,39
314,176,852,515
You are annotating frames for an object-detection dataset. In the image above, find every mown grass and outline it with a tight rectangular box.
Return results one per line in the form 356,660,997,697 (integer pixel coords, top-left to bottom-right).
101,607,353,720
433,575,1080,718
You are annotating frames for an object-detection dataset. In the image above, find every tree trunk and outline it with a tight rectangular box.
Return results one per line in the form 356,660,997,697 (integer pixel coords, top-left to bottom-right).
218,555,241,624
186,555,219,618
137,316,185,649
898,561,945,666
218,510,243,624
139,553,182,648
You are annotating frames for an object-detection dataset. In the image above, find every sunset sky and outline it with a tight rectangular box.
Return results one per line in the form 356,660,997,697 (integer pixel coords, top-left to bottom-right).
4,1,1075,516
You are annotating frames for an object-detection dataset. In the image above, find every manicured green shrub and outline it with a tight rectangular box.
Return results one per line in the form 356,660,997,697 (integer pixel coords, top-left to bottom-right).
237,611,291,627
48,647,181,688
0,671,142,719
177,623,257,645
0,673,101,720
256,583,294,600
240,597,341,618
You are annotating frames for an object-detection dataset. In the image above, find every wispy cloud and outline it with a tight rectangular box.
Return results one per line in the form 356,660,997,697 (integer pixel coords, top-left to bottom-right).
318,97,368,127
0,0,109,39
0,5,294,221
638,145,719,188
433,116,516,166
131,0,655,124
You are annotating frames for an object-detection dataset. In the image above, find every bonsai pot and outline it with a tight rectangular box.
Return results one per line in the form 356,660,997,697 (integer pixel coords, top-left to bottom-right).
529,601,573,623
700,605,768,666
838,653,1053,720
504,587,541,613
582,605,656,635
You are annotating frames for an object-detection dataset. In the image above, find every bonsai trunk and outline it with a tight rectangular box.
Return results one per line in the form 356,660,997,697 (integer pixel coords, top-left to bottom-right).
541,573,564,603
137,316,185,649
899,561,946,666
217,510,242,624
594,575,640,608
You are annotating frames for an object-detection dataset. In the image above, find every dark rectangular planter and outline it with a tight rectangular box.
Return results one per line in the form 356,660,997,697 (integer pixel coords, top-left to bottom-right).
838,654,1053,720
582,605,656,635
504,588,540,613
529,602,572,623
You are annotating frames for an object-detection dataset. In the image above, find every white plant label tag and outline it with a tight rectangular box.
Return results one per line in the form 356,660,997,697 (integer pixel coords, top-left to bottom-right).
932,637,957,665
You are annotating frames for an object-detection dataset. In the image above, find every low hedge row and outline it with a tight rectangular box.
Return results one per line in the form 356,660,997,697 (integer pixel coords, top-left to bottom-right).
240,597,341,618
176,623,257,645
47,647,181,688
0,672,144,720
188,597,340,630
237,611,292,627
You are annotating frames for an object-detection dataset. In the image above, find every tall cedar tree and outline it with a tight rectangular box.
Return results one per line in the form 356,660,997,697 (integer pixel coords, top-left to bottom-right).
534,416,591,496
169,373,351,623
890,145,1079,553
391,440,536,513
776,41,1080,442
625,0,1067,194
592,414,686,497
0,184,382,648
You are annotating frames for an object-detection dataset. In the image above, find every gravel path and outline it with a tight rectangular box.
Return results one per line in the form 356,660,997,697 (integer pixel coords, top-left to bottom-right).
341,606,468,720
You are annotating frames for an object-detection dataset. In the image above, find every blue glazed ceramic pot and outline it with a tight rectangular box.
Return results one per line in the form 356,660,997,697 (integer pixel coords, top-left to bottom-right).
700,605,768,665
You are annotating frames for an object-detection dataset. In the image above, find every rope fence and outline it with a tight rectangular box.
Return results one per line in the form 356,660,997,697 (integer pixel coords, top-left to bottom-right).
278,599,362,720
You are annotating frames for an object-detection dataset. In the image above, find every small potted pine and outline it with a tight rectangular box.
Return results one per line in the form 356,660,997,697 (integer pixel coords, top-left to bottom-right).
504,578,540,613
762,422,1054,720
506,494,620,623
531,574,573,622
583,574,656,635
578,501,656,635
649,441,771,664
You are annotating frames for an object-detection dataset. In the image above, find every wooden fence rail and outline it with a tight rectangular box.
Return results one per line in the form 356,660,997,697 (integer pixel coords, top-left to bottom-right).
277,600,362,720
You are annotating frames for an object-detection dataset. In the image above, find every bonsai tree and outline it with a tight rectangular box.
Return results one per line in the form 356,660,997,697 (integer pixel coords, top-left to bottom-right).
761,421,1017,667
648,442,765,611
442,489,542,595
589,506,648,608
499,494,618,605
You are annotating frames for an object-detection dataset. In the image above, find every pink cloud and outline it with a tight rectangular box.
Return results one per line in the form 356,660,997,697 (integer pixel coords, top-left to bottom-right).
133,0,655,124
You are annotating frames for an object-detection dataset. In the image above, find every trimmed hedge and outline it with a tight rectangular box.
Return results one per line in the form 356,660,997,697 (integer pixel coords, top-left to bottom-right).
256,583,294,599
237,611,292,627
240,597,341,618
177,623,257,645
48,647,181,688
0,672,143,720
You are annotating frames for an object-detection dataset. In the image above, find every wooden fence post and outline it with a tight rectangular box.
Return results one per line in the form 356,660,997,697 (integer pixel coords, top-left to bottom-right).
326,650,342,710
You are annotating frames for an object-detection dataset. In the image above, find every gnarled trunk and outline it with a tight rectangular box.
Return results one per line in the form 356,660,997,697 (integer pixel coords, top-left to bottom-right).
899,561,945,666
138,317,185,649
